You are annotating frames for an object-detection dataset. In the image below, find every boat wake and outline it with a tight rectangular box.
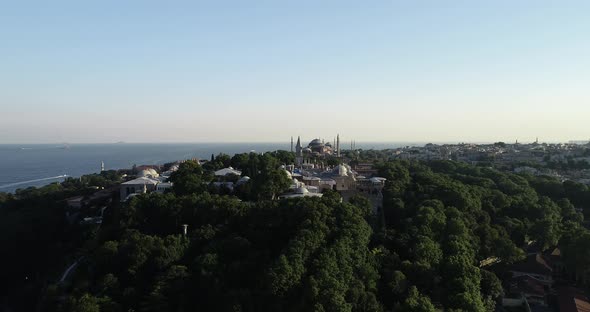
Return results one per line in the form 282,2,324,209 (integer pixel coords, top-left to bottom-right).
0,175,69,189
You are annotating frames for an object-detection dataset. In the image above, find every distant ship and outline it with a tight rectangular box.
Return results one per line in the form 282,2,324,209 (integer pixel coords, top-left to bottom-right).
58,143,71,149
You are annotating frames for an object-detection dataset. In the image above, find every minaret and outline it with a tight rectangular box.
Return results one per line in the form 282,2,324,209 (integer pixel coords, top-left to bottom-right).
295,136,304,166
100,161,105,172
296,136,302,157
337,134,340,157
291,136,293,152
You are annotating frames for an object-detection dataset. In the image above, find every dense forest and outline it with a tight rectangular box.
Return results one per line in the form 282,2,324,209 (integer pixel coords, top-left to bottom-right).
2,152,590,311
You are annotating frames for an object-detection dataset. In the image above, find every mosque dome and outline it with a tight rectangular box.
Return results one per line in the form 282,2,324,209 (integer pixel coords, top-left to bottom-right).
295,187,309,194
309,139,323,146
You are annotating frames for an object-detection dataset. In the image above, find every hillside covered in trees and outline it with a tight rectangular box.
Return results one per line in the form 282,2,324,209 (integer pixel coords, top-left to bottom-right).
2,153,590,311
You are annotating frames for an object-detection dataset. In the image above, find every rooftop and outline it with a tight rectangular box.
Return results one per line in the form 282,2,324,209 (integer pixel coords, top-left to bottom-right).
558,287,590,312
509,253,553,276
214,167,242,176
122,177,159,185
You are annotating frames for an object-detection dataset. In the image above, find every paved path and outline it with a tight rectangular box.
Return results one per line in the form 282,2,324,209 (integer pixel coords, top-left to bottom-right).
58,257,84,284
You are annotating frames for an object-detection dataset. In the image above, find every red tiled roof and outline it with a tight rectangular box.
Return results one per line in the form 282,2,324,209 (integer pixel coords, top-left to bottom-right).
509,253,553,276
558,287,590,312
513,275,547,297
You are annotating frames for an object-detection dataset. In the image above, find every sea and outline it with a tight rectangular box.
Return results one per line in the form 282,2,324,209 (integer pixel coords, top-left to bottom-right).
0,142,415,193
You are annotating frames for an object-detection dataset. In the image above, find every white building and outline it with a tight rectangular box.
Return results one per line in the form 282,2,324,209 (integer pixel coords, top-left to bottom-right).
214,167,242,177
155,182,173,193
120,177,160,201
278,187,323,199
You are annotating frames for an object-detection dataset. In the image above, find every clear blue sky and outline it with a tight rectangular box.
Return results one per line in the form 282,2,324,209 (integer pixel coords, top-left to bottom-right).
1,1,589,143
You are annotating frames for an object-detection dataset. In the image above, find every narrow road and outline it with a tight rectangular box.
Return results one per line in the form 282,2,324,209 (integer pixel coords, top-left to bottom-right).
58,207,106,284
58,257,84,284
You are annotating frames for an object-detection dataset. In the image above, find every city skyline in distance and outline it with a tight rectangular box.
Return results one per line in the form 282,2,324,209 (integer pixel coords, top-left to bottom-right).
2,136,589,146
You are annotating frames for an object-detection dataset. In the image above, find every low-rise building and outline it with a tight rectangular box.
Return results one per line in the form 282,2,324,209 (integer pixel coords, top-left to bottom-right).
66,196,84,209
155,182,173,193
357,177,386,193
509,253,553,285
120,177,159,201
278,187,323,199
214,167,242,177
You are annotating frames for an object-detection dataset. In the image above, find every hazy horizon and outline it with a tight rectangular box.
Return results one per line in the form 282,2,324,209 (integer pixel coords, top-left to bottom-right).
2,1,589,143
1,139,586,146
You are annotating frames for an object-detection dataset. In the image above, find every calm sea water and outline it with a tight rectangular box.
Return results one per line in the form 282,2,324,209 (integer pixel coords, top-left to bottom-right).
0,142,413,193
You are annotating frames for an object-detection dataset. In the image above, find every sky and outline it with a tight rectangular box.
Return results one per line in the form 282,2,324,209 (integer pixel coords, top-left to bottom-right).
1,0,589,144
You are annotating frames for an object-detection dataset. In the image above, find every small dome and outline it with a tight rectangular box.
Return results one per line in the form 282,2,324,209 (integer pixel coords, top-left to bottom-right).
295,187,309,194
138,170,151,177
237,176,251,185
337,164,348,176
138,168,159,178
